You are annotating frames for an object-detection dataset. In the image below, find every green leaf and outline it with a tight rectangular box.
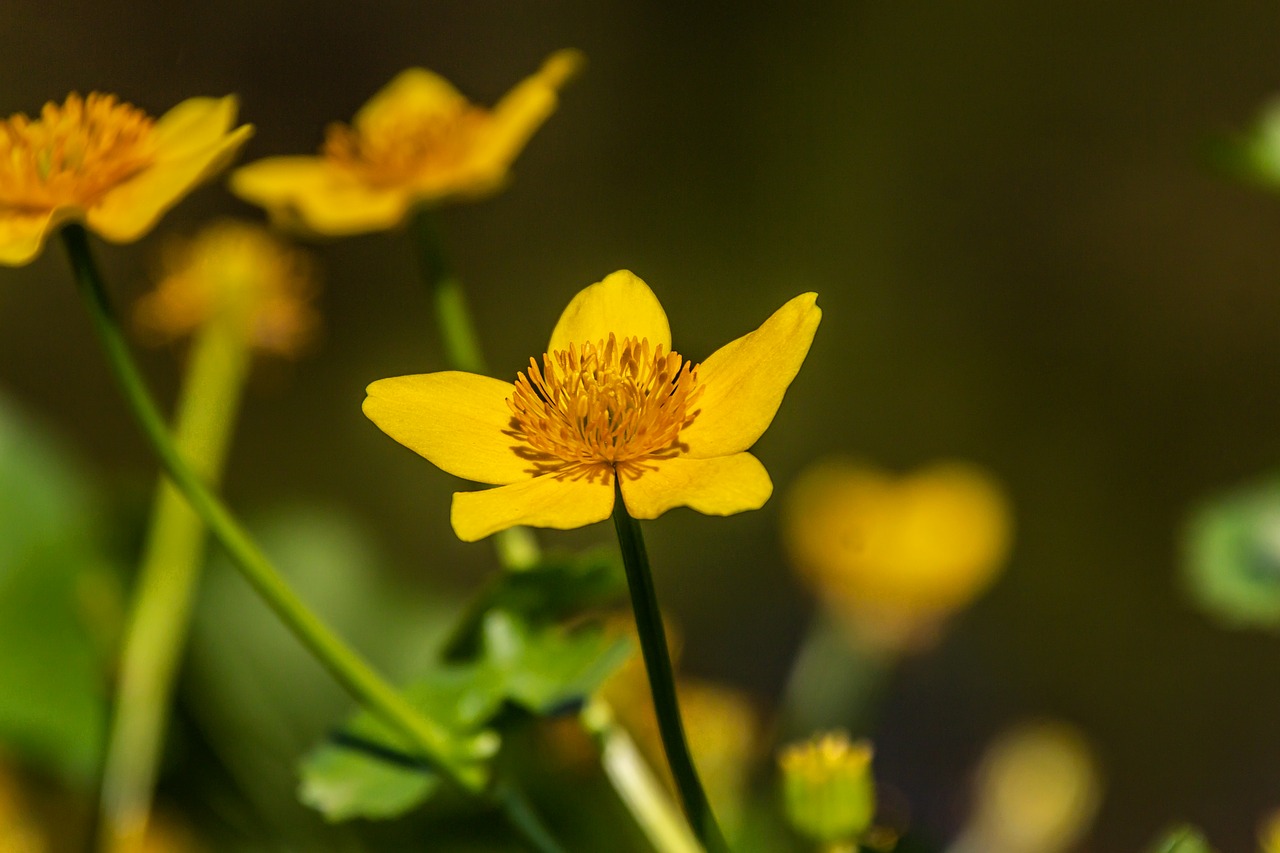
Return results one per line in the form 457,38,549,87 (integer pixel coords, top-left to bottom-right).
0,393,114,784
297,667,501,822
443,547,627,659
1149,824,1214,853
478,611,632,716
1183,477,1280,631
1207,98,1280,190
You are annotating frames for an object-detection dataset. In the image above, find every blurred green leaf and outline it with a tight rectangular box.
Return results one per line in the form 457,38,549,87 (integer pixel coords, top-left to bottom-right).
1183,477,1280,631
1149,824,1214,853
300,610,629,822
0,392,114,784
443,547,627,659
1207,98,1280,190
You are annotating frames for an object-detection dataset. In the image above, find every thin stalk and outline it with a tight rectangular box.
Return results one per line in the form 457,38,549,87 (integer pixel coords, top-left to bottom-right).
494,780,569,853
611,479,728,853
98,286,252,851
409,209,538,571
60,225,480,791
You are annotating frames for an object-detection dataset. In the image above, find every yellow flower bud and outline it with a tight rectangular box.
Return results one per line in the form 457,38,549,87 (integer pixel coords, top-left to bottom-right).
778,731,875,844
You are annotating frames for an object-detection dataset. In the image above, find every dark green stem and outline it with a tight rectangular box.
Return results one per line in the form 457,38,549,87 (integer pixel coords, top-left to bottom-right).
60,225,480,791
612,479,729,852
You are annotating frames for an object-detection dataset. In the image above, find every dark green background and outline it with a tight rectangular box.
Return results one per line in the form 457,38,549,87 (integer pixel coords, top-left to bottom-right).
2,2,1279,849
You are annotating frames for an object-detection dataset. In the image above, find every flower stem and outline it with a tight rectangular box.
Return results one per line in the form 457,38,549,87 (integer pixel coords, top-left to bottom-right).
409,208,538,570
60,224,480,792
611,479,728,853
98,277,253,851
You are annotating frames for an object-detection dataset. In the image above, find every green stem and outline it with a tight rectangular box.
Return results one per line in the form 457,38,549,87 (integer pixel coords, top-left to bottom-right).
60,225,481,792
494,779,568,853
611,480,728,853
98,280,253,851
409,209,539,571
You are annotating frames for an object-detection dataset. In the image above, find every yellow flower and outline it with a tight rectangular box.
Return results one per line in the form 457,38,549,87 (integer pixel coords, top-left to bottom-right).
954,721,1101,853
230,50,583,236
364,270,821,541
0,92,252,266
784,458,1012,650
133,219,320,358
1261,809,1280,853
778,731,876,844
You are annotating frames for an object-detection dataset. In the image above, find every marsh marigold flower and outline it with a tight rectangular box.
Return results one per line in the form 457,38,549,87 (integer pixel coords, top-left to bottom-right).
785,458,1012,650
364,270,820,541
231,50,583,236
134,220,320,358
0,92,251,266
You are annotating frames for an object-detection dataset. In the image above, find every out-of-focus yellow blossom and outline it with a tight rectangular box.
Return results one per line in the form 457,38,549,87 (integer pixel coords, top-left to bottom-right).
784,458,1012,651
133,220,320,358
951,721,1101,853
0,762,44,853
231,50,583,236
364,270,821,541
1260,809,1280,853
778,730,876,845
0,93,251,266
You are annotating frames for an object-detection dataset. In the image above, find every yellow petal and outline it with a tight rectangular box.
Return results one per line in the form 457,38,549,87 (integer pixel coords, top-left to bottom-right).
680,293,821,458
152,95,241,157
363,372,531,485
618,452,772,519
548,270,671,354
452,471,615,541
86,123,253,243
0,208,69,267
354,68,465,135
230,156,411,236
469,49,585,183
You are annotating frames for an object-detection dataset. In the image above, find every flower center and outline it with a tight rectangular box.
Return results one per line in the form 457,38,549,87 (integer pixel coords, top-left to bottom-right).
0,93,156,211
507,334,702,473
321,104,488,187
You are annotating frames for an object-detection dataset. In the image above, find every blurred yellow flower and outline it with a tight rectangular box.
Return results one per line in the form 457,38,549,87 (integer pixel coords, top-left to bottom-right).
784,458,1012,650
133,220,320,358
364,270,821,541
231,50,583,236
951,721,1101,853
778,730,876,845
0,93,252,266
1261,809,1280,853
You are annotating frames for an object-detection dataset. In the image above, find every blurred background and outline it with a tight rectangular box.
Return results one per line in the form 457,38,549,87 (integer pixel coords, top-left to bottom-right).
2,1,1280,849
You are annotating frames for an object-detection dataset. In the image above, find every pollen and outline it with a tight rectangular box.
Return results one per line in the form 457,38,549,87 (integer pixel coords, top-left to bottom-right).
507,334,702,474
0,92,156,210
321,103,488,188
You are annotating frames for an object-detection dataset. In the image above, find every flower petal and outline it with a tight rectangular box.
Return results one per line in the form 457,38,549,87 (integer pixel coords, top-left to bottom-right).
680,293,821,458
548,270,671,353
152,95,241,157
0,208,70,267
363,372,532,485
452,471,615,541
86,123,253,243
468,49,585,184
230,157,412,236
354,68,465,135
618,452,772,520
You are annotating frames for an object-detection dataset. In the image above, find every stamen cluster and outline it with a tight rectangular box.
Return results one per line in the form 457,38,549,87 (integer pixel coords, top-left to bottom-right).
508,334,701,471
321,105,487,187
0,93,156,210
